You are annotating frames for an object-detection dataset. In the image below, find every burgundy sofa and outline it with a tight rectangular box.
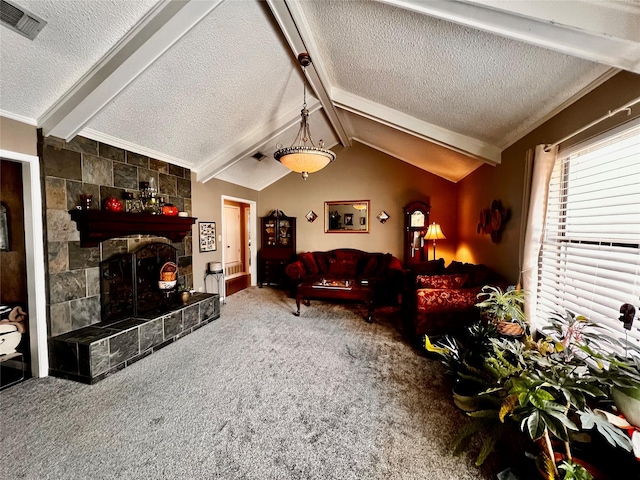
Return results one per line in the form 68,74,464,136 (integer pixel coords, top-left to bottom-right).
403,259,506,340
285,249,404,305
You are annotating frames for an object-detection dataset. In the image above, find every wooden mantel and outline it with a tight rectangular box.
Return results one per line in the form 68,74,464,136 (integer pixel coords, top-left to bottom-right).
69,210,197,247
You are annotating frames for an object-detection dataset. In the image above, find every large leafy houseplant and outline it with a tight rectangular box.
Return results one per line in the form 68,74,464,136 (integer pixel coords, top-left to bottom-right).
559,304,640,428
425,324,510,466
476,285,527,336
428,310,637,478
517,310,637,478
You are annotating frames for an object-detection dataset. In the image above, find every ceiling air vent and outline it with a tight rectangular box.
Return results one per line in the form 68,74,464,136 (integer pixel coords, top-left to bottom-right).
251,152,267,161
1,0,47,40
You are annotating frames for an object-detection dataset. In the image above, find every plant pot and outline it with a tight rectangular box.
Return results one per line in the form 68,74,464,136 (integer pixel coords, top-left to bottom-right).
536,453,610,480
179,291,191,305
612,384,640,428
453,390,481,412
497,321,524,337
452,379,486,412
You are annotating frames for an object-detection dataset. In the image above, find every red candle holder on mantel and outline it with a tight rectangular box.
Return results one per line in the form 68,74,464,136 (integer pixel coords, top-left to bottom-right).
162,204,179,216
103,197,123,212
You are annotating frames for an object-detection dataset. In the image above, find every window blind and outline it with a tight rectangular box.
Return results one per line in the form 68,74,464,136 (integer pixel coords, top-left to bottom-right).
536,122,640,346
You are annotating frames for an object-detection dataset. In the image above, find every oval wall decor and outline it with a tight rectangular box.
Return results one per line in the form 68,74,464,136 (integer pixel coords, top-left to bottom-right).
477,200,509,244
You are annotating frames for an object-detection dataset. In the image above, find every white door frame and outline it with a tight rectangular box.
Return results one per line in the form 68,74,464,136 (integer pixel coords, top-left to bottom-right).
1,149,48,378
220,195,257,289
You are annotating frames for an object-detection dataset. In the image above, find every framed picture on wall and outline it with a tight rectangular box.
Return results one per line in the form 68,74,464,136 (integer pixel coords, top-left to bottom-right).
199,222,217,252
344,213,353,226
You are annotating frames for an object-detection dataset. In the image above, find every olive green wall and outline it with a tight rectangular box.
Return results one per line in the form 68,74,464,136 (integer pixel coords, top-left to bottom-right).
457,71,640,283
258,141,459,263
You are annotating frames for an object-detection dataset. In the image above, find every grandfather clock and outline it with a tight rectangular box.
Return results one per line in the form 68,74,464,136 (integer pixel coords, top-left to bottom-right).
403,201,430,266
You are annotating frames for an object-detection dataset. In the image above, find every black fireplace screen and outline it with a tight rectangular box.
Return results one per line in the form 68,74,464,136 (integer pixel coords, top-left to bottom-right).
100,242,178,322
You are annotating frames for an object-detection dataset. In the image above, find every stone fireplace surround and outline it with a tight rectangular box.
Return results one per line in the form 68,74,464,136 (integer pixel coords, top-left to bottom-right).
49,240,221,384
40,132,211,383
40,133,194,339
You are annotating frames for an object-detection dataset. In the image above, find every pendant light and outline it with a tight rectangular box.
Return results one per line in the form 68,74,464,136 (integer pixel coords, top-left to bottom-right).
274,53,336,180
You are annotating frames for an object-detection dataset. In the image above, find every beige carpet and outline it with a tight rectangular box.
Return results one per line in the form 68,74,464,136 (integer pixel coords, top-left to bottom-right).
0,287,497,479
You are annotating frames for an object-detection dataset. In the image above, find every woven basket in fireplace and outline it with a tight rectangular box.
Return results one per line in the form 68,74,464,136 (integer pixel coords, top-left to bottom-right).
158,262,178,289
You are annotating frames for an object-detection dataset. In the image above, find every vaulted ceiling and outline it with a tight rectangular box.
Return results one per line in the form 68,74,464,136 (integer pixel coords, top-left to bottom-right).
1,0,639,190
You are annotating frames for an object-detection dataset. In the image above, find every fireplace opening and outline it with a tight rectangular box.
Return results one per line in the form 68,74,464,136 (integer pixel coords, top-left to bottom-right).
100,242,181,323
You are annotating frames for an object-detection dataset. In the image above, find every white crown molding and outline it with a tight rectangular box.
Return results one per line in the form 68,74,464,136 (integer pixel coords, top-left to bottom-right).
79,128,193,170
195,101,322,183
0,110,38,126
378,0,640,73
39,0,224,141
333,88,501,164
498,67,621,150
266,0,351,148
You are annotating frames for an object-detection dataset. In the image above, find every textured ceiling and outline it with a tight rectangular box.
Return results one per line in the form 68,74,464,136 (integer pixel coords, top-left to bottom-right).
1,0,637,190
86,0,305,171
0,0,158,119
214,109,338,191
300,0,611,148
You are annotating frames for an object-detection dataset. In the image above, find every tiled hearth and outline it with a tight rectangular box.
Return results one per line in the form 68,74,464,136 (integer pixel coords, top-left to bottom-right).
50,293,219,384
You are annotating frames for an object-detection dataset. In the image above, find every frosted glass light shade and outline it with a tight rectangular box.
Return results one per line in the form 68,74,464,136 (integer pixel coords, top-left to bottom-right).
276,147,335,174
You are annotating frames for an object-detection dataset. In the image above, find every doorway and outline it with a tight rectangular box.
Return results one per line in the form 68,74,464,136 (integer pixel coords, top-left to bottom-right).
222,198,253,297
0,150,47,378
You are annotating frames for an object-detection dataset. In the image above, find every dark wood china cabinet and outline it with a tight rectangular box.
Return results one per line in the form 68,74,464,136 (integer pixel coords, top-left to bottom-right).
258,210,296,287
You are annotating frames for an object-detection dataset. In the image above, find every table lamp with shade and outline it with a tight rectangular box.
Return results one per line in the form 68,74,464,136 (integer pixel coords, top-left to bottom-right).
423,223,446,260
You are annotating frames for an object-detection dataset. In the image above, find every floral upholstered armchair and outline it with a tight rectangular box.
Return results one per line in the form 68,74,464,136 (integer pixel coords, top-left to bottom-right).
404,260,506,341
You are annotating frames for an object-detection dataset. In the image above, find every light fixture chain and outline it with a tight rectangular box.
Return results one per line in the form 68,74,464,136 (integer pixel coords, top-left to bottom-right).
302,69,307,109
272,52,336,179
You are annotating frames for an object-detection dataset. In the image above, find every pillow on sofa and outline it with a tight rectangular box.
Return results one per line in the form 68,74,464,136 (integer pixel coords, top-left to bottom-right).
412,258,445,276
444,261,496,287
444,260,464,274
462,263,492,287
388,257,402,271
363,255,380,277
374,253,394,276
314,252,331,274
300,252,319,276
328,258,358,277
285,261,305,281
334,250,362,263
416,273,468,289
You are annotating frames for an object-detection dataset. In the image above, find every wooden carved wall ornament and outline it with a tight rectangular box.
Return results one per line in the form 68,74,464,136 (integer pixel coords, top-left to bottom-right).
477,200,509,244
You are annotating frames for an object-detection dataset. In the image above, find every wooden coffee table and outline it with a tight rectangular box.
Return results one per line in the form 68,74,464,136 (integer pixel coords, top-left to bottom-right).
294,279,374,323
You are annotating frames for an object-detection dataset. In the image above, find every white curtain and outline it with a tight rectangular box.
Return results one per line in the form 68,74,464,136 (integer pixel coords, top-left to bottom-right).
520,144,558,329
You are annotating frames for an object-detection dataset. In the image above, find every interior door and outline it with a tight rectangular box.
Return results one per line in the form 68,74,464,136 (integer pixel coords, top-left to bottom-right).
224,204,241,267
223,200,251,296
